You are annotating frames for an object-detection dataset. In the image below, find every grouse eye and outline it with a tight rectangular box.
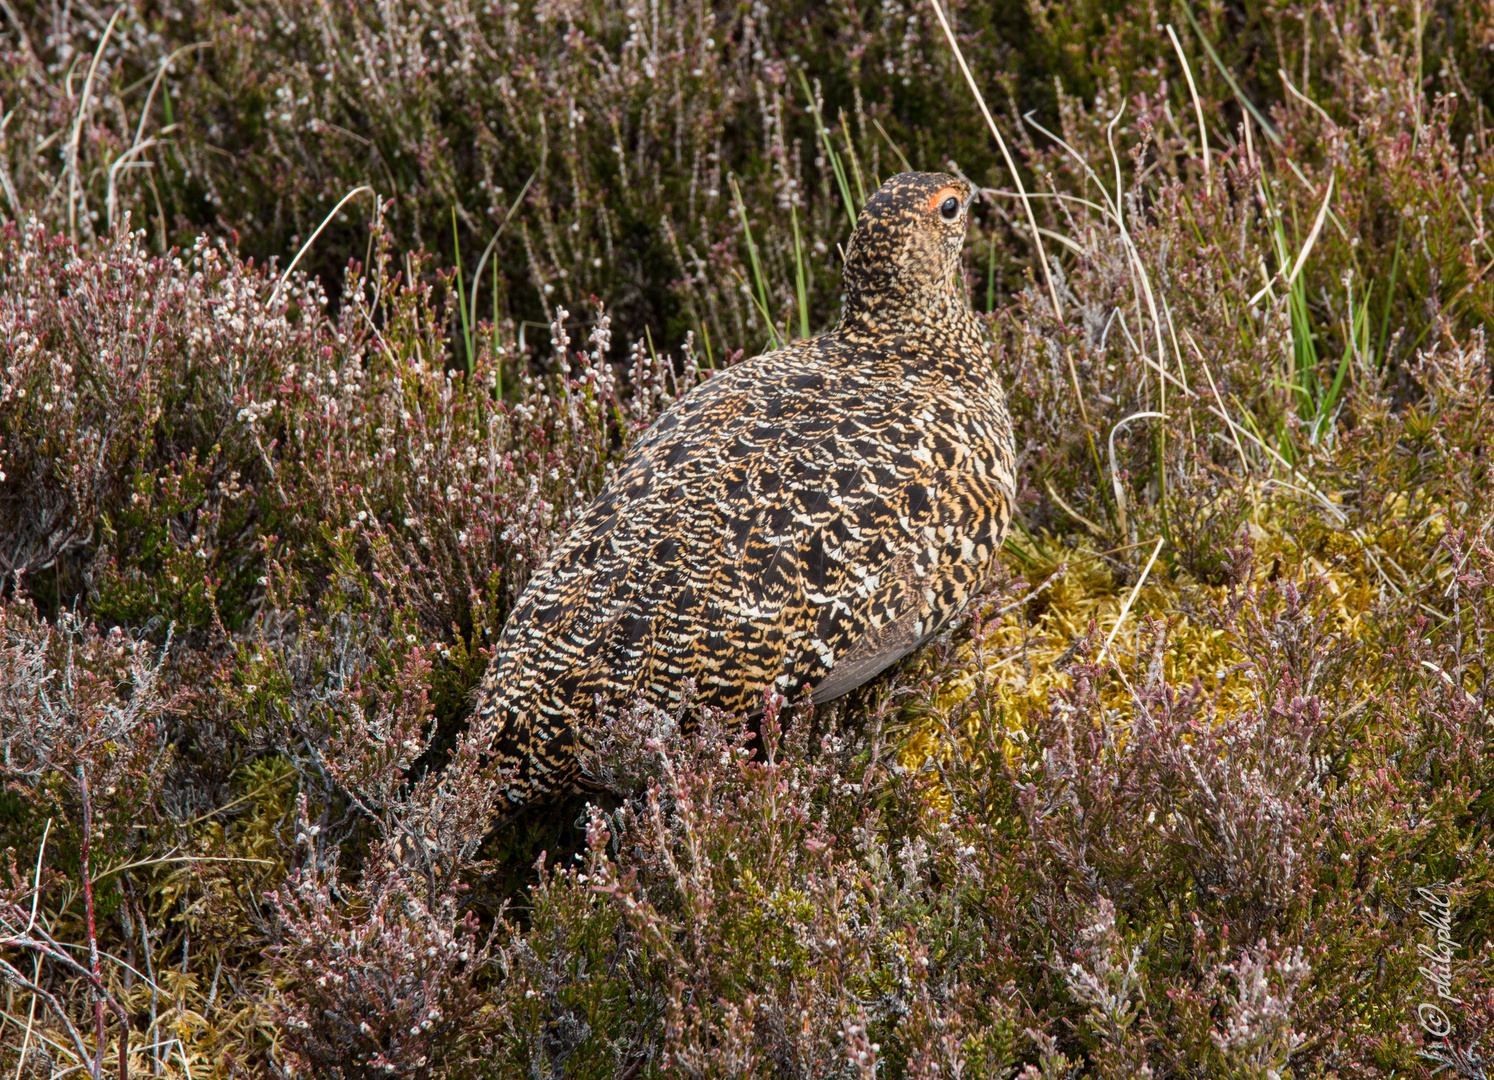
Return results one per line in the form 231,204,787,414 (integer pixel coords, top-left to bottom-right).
939,195,961,220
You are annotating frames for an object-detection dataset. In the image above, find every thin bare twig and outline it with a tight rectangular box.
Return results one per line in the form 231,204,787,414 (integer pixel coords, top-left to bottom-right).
1167,25,1212,191
67,7,124,242
0,959,93,1072
1099,537,1166,664
271,185,375,305
993,563,1069,618
1248,175,1335,307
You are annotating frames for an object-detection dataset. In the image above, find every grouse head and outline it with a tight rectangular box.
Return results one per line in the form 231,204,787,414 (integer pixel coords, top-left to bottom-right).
837,171,977,337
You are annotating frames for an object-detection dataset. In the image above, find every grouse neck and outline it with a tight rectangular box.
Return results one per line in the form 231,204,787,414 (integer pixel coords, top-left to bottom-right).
834,282,981,346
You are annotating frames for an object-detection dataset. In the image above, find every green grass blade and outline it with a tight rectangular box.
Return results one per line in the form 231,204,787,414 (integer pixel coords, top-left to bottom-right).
1311,279,1367,441
470,168,537,339
797,71,858,230
451,206,474,374
492,254,503,400
1180,2,1280,145
730,174,780,351
1315,348,1352,438
791,201,809,341
1290,278,1317,417
839,108,868,207
738,270,781,350
1377,221,1403,369
826,139,856,230
872,117,913,173
986,231,997,312
1155,427,1171,544
1259,178,1318,420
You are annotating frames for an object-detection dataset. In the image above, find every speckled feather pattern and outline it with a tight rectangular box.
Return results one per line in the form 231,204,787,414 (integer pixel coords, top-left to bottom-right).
474,172,1016,812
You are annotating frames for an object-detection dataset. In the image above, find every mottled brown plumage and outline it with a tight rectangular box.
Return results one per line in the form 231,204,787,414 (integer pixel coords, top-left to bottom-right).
474,171,1016,814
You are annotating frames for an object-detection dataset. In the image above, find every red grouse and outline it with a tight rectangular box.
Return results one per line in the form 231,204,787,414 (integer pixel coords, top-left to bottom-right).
435,172,1016,834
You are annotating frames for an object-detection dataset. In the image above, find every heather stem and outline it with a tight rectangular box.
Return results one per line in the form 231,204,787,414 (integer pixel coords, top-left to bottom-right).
78,767,128,1080
80,766,106,1079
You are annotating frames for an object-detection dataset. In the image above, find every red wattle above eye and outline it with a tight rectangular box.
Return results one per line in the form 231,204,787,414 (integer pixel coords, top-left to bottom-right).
927,186,962,212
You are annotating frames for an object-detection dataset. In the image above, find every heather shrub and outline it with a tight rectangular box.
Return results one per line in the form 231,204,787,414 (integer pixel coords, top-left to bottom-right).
269,805,509,1079
3,0,1494,1076
488,691,1023,1077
